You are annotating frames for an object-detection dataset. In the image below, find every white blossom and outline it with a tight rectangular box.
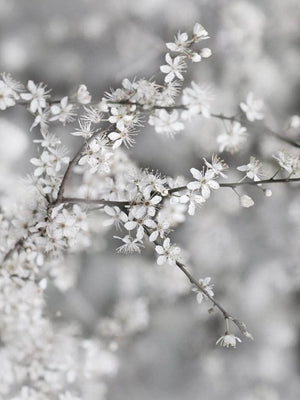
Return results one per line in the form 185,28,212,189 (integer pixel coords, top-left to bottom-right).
237,156,263,181
181,82,212,119
192,277,214,304
272,151,299,174
217,121,247,153
240,194,254,208
155,238,181,266
21,80,49,113
50,96,76,124
187,168,219,199
166,31,189,52
240,92,264,121
216,334,242,348
148,109,184,136
180,191,205,216
77,84,91,104
203,155,228,178
114,235,144,254
160,53,186,83
193,23,209,41
0,80,17,110
103,206,128,229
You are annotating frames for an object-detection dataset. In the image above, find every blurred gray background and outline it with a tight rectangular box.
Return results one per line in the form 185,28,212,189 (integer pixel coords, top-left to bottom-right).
1,0,300,399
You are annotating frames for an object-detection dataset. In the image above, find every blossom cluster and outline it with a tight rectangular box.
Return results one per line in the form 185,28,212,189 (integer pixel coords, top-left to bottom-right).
0,20,300,400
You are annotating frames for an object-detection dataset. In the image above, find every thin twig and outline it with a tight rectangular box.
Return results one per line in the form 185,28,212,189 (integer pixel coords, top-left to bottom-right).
168,176,300,195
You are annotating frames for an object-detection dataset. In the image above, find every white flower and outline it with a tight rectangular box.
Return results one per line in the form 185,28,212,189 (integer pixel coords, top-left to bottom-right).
30,109,50,133
187,168,219,199
71,119,95,139
108,106,137,132
0,80,17,110
1,72,24,94
33,131,61,148
240,92,264,121
50,96,76,124
237,156,263,181
103,206,128,229
52,208,77,239
148,109,184,136
240,194,254,208
193,23,209,41
139,192,162,217
180,191,205,216
190,48,212,62
160,53,186,83
216,334,242,348
155,238,181,266
217,121,247,153
203,155,228,178
114,235,144,254
272,151,299,174
108,129,136,149
166,32,189,52
30,151,56,177
148,213,169,242
21,80,49,113
77,84,91,104
181,82,212,119
193,277,214,304
78,137,112,174
124,207,156,240
81,105,102,123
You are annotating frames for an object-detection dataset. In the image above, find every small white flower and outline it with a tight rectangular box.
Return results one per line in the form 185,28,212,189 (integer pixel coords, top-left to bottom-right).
30,109,50,133
114,235,144,254
237,156,263,181
103,206,128,230
180,191,205,216
181,82,212,119
30,151,56,177
148,109,184,136
240,195,254,208
193,23,209,41
77,84,91,104
160,53,186,83
78,137,112,174
155,237,181,266
21,80,49,113
190,48,212,62
108,129,136,149
272,151,299,174
148,213,169,242
108,106,137,131
50,96,76,124
203,155,228,178
166,31,189,53
240,92,264,121
0,80,17,110
187,168,219,199
216,333,242,348
217,121,247,153
71,119,95,139
193,277,214,304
